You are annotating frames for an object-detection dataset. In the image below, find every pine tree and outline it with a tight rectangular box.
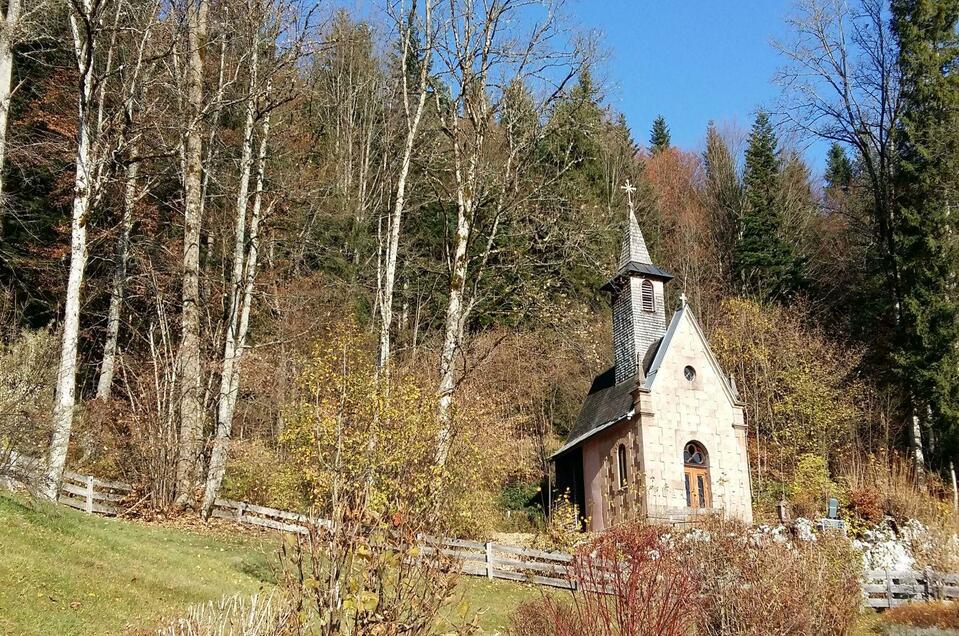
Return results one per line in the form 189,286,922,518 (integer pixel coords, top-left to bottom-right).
733,111,802,300
892,0,959,459
649,115,670,154
824,143,852,191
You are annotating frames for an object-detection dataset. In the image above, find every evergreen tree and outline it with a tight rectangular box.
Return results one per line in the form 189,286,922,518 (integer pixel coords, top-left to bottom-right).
703,122,741,284
891,0,959,458
733,111,802,300
649,115,670,154
824,143,853,190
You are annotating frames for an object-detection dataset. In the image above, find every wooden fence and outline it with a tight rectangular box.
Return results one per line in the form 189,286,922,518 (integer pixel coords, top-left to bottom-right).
58,470,133,515
862,569,959,608
32,467,959,604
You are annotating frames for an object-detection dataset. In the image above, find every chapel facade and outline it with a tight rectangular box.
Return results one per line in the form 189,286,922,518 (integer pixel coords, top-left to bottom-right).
551,204,753,531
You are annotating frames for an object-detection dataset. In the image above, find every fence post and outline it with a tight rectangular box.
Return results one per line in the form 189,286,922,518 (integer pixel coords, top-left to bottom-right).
885,570,894,608
238,502,247,524
85,475,94,514
485,542,494,580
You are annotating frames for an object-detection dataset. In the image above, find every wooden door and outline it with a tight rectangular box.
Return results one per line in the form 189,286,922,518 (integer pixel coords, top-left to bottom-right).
684,466,711,509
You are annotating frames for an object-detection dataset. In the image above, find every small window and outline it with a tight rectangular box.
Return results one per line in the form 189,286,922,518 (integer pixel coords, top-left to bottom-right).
617,444,628,489
641,280,655,312
684,365,697,382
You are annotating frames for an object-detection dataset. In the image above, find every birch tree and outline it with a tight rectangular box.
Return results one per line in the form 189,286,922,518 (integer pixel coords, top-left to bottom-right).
95,0,162,400
377,0,434,372
200,0,314,516
44,0,116,497
432,0,586,465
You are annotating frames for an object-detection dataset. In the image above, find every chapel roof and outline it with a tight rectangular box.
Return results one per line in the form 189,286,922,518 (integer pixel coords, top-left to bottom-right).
551,304,743,459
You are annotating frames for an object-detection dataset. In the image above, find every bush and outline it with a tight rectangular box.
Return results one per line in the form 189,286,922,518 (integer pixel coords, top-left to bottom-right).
682,518,862,636
0,327,56,483
511,524,699,636
883,601,959,630
789,453,841,518
158,593,295,635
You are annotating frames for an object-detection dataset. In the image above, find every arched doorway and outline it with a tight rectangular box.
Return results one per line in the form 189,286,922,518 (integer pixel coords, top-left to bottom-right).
683,441,711,509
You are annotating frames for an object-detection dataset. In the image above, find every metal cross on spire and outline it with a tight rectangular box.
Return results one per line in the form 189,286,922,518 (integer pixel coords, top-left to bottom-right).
621,179,636,212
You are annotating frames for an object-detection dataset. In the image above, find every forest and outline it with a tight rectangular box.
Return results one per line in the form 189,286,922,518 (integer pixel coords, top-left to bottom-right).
1,0,959,597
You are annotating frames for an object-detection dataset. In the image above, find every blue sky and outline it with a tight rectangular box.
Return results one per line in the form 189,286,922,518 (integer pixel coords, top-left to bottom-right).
572,1,829,174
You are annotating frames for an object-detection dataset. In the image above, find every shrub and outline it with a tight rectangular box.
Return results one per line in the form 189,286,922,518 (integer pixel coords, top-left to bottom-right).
789,453,840,518
883,601,959,630
273,323,477,635
512,524,699,636
682,518,862,636
158,593,295,635
0,327,56,484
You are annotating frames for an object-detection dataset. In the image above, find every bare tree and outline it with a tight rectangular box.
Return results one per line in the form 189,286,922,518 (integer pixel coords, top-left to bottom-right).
774,0,900,298
200,0,315,516
432,0,587,465
45,0,118,497
377,0,434,373
774,0,921,468
173,0,208,508
96,0,163,400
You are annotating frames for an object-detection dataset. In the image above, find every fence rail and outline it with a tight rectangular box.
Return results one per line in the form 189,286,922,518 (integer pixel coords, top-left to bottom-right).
862,569,959,608
14,466,959,605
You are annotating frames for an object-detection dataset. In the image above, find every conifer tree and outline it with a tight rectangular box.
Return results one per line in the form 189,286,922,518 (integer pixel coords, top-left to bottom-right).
649,115,670,154
892,0,959,459
825,143,853,191
703,122,741,283
733,111,802,300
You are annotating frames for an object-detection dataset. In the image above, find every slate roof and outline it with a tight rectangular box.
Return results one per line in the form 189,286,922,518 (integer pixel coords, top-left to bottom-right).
552,304,744,460
551,339,663,459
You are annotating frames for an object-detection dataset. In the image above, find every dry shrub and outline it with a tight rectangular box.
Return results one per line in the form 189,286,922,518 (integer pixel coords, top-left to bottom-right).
0,327,56,483
158,593,296,635
511,524,698,636
883,601,959,630
682,518,862,636
842,452,957,528
274,322,477,635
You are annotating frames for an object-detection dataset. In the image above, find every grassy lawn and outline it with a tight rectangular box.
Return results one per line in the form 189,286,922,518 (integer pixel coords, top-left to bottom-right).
0,492,540,635
0,492,275,635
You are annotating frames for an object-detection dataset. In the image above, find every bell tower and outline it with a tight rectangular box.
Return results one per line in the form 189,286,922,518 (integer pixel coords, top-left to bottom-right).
605,181,673,384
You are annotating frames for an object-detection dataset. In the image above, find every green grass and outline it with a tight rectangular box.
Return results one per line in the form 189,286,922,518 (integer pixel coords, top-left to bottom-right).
0,492,275,635
0,491,538,635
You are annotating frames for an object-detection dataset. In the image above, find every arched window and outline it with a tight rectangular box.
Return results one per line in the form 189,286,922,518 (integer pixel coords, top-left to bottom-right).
683,442,711,509
641,280,655,312
617,444,628,489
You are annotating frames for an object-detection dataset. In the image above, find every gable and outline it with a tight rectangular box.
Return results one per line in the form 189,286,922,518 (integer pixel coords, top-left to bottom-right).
644,305,741,408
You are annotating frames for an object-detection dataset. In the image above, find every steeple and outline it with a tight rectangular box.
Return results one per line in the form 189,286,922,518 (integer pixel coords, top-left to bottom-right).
607,182,673,384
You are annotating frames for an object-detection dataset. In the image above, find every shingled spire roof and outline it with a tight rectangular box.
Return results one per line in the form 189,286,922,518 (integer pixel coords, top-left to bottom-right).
619,209,653,269
603,210,673,291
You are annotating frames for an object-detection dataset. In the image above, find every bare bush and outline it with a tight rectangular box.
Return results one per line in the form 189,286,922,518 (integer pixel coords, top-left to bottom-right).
157,593,295,636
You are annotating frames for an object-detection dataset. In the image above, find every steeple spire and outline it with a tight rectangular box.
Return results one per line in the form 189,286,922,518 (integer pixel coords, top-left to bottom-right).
608,180,672,384
618,180,652,269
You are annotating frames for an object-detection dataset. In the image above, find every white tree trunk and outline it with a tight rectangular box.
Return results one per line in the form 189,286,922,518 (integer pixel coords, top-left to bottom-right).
911,412,925,478
378,1,432,372
435,192,471,467
96,152,139,399
0,0,21,208
201,105,270,517
175,0,207,508
45,4,95,499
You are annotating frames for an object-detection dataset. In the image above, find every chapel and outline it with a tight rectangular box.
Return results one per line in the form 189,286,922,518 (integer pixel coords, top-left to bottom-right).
551,197,753,531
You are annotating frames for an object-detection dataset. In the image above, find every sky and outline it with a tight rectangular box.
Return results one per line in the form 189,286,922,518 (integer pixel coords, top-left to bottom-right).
571,1,830,174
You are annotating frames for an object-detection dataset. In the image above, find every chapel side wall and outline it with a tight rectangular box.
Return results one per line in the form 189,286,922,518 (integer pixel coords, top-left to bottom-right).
643,317,753,523
581,416,644,532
